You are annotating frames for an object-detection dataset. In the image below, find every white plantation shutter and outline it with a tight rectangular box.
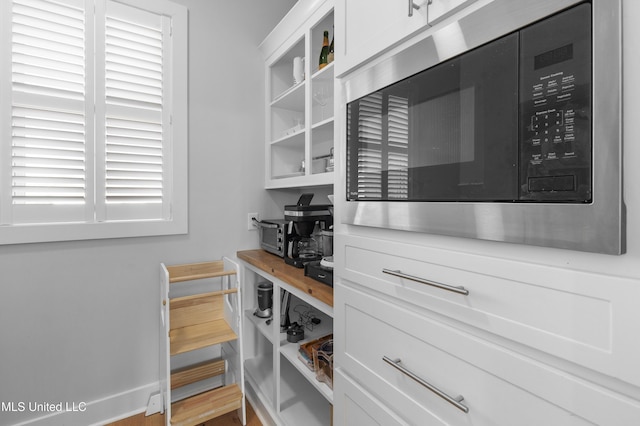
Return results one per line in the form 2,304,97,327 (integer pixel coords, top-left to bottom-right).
97,1,169,220
9,0,89,223
0,0,187,243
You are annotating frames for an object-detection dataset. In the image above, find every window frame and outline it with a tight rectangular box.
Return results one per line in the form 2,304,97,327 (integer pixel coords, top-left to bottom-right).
0,0,188,245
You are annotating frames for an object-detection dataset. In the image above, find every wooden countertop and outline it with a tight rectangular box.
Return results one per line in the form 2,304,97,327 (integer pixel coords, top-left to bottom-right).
237,249,333,307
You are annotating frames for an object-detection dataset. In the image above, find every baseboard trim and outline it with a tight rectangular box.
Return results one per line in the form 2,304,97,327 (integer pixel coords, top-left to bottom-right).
11,382,160,426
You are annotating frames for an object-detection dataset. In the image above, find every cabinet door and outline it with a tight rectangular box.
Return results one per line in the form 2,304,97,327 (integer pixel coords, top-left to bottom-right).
338,233,640,388
335,0,428,75
428,0,478,24
335,282,640,426
333,369,407,426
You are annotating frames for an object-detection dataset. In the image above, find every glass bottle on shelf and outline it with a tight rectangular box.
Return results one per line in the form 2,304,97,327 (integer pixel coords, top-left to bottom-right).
328,28,334,64
319,30,329,70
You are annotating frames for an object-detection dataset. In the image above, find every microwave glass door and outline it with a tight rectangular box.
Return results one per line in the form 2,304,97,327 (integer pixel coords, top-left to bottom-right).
347,34,519,201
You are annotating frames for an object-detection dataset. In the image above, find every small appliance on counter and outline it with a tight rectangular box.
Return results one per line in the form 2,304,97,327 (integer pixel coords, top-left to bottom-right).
284,194,332,268
304,257,333,287
254,218,288,257
254,281,273,319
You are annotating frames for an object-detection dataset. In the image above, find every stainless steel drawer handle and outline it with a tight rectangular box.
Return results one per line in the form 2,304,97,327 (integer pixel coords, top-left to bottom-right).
383,356,469,413
382,269,469,295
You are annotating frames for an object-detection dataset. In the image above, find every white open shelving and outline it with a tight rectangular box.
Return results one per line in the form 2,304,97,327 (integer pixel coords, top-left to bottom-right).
239,251,334,426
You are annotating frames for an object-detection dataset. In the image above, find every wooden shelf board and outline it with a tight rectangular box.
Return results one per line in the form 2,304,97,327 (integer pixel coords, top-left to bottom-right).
170,319,238,356
237,249,333,307
171,359,226,390
171,288,237,305
169,290,238,331
170,384,243,426
167,261,236,283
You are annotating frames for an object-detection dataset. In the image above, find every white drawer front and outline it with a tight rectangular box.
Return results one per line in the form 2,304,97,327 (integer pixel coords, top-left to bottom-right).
336,282,640,426
333,369,406,426
338,234,640,387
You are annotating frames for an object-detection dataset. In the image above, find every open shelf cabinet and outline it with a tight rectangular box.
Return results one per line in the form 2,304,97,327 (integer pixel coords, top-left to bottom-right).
261,0,336,189
160,258,245,426
238,250,333,425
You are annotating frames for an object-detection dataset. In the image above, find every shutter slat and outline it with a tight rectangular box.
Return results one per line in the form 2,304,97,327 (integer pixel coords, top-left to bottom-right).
106,79,162,98
106,43,162,65
12,156,85,170
106,161,162,173
107,144,162,157
106,62,161,81
12,176,85,187
12,13,84,39
107,153,162,164
106,21,161,48
13,126,84,142
13,146,85,161
107,170,162,180
14,0,84,24
13,44,84,69
107,125,161,140
106,70,161,91
13,166,84,178
106,52,161,73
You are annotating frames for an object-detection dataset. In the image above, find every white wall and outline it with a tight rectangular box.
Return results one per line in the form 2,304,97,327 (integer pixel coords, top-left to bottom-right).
0,1,296,425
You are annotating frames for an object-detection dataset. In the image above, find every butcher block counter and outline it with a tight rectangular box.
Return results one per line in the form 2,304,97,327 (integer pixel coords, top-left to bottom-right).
236,249,333,307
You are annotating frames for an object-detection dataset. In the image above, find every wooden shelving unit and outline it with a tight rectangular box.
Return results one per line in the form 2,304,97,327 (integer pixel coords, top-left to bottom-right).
160,259,245,426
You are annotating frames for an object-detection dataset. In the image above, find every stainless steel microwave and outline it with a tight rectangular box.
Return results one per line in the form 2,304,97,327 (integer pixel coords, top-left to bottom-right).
343,0,623,255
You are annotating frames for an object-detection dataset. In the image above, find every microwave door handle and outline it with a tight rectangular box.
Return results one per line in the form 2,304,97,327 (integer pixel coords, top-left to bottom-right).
253,218,279,229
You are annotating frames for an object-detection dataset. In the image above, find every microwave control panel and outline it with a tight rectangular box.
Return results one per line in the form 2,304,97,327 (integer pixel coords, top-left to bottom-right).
519,3,592,202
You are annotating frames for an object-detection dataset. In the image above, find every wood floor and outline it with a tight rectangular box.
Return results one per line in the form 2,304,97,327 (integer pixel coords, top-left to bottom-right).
106,400,262,426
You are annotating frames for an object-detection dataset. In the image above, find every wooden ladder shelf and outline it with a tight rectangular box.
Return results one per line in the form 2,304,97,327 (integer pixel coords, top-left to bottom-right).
160,259,245,426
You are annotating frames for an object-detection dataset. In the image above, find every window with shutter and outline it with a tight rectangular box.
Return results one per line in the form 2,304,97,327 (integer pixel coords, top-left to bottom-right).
0,0,187,244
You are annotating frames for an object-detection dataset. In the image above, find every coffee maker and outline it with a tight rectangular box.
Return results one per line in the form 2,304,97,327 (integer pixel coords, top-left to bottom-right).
284,194,332,268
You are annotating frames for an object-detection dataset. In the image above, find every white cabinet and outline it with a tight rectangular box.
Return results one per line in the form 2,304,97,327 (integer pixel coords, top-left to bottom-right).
238,250,334,426
261,0,335,189
428,0,479,24
334,0,478,75
332,231,640,425
338,235,640,386
334,281,640,426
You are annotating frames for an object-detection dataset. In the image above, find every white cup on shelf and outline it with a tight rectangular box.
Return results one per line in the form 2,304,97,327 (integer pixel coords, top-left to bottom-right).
293,56,305,85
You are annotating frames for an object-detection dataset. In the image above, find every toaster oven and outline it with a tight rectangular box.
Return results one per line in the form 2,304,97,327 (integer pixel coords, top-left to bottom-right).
255,218,288,257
